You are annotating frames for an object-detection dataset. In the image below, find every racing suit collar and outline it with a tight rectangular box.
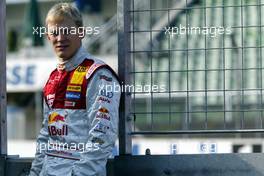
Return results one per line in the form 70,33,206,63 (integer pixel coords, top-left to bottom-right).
57,46,88,72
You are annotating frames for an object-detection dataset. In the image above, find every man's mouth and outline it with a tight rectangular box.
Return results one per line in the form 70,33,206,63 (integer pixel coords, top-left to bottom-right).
56,45,69,51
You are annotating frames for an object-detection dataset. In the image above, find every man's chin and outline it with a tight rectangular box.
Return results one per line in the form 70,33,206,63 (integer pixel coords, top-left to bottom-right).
56,52,71,60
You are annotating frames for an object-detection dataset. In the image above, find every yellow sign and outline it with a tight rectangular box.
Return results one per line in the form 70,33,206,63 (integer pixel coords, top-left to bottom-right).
76,66,87,72
70,66,87,84
67,85,81,92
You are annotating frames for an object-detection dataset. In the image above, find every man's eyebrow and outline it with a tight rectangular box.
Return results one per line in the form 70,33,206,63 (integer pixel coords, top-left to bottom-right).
48,29,57,33
48,26,56,30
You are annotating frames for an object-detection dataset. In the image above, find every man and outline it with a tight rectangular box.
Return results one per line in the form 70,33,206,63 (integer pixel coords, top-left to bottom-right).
29,3,120,176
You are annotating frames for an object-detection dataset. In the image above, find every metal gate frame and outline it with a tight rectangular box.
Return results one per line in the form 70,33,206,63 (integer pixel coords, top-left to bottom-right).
0,0,7,156
117,0,133,155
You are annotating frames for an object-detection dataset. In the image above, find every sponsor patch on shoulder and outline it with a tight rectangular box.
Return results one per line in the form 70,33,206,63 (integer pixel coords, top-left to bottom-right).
91,137,105,145
96,107,110,121
94,122,110,134
97,96,111,103
86,63,104,79
100,89,113,98
100,75,112,82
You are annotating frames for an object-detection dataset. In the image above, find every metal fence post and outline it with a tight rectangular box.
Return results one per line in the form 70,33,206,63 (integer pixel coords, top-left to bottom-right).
117,0,132,155
0,0,7,155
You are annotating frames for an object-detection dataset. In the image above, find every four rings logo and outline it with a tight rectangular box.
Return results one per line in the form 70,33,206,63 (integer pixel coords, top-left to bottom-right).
100,89,113,98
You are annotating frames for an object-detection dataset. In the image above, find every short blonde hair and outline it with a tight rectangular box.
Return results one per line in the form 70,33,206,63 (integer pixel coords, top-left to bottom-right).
46,3,83,27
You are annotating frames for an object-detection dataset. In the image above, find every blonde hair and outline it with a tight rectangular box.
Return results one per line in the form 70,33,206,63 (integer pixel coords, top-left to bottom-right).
46,3,83,27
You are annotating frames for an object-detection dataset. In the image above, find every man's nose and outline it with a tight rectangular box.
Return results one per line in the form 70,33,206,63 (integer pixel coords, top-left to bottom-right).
57,33,67,41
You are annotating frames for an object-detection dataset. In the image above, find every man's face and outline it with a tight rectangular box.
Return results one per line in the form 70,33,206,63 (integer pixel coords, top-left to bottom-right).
47,18,84,61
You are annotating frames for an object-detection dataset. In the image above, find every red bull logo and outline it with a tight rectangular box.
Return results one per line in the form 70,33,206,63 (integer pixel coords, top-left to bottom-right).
96,108,110,121
48,112,68,136
48,112,66,124
98,107,109,114
48,125,68,136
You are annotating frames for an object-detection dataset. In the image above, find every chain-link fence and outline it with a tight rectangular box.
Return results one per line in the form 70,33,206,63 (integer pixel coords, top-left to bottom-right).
118,0,264,154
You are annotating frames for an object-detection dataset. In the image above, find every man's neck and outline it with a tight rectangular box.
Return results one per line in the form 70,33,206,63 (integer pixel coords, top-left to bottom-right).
56,46,85,71
57,47,81,64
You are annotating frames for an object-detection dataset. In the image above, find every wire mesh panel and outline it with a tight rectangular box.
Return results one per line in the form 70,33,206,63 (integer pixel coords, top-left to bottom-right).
119,0,264,152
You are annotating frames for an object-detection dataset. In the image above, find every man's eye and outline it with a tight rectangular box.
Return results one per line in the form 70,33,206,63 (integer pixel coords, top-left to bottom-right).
50,31,58,36
62,29,69,35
